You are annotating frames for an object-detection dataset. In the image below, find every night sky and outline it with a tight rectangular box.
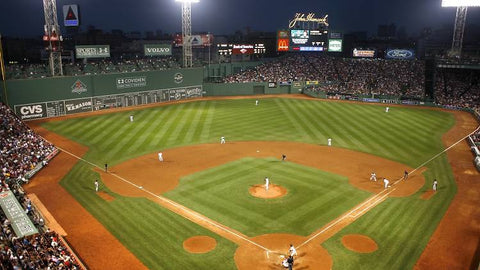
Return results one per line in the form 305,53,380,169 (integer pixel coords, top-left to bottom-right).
0,0,479,37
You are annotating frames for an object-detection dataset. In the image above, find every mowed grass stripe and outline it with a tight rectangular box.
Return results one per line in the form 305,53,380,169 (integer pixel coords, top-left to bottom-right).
328,103,412,161
182,101,208,144
279,98,325,142
273,99,315,142
165,102,201,145
198,100,217,142
319,102,380,150
109,109,164,157
121,108,173,153
142,104,187,149
88,113,133,146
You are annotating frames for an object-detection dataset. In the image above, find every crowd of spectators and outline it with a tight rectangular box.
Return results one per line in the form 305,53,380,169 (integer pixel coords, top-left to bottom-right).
223,54,425,98
0,102,82,269
434,68,480,145
1,102,56,185
0,181,82,269
6,57,181,79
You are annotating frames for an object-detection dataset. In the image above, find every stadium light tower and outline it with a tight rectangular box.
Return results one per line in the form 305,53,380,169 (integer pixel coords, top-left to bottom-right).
176,0,199,68
43,0,63,76
441,0,480,57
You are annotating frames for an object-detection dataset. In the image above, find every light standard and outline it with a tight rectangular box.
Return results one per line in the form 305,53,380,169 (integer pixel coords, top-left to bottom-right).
176,0,199,68
441,0,480,57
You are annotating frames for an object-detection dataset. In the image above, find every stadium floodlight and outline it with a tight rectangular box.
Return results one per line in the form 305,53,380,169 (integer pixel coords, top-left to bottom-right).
442,0,479,56
176,0,199,68
441,0,480,7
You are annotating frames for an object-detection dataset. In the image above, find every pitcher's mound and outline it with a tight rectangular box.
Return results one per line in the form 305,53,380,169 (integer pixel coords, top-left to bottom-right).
183,236,216,254
342,234,378,253
249,184,287,199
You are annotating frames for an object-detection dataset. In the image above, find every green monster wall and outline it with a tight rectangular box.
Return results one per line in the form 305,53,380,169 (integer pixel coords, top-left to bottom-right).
5,68,204,107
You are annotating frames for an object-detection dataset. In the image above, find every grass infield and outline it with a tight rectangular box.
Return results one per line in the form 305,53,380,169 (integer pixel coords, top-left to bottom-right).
42,97,456,269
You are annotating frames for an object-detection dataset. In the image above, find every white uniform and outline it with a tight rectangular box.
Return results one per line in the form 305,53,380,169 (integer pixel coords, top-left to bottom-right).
265,177,269,191
327,138,332,146
370,172,377,181
383,178,390,189
255,100,259,106
158,152,163,162
220,136,226,144
433,180,438,191
289,245,297,256
129,115,134,122
385,107,389,113
95,180,99,192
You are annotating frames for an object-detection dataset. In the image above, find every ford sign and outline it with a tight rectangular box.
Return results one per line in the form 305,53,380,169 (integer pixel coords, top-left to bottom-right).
386,49,415,60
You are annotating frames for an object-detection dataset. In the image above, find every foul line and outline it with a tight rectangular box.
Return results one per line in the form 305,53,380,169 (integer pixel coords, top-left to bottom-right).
296,188,396,250
55,146,271,253
297,124,480,250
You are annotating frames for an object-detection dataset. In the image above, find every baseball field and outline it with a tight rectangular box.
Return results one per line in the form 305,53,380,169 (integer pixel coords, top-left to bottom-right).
25,95,479,269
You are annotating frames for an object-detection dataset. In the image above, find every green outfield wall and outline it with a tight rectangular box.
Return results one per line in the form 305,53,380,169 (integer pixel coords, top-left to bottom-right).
7,68,204,120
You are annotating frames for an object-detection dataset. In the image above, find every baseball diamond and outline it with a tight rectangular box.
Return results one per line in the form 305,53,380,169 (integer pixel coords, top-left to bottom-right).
20,96,478,269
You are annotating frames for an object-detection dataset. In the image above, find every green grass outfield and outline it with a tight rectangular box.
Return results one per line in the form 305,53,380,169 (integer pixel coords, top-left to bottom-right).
42,97,456,269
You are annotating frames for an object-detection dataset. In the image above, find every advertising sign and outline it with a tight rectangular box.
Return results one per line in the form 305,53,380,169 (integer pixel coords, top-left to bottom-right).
75,45,110,58
353,48,376,58
63,5,79,27
277,39,289,51
144,44,172,56
65,98,93,114
14,103,47,120
385,49,415,60
116,76,147,89
328,39,342,52
232,44,254,55
288,13,329,29
0,191,38,237
174,34,213,47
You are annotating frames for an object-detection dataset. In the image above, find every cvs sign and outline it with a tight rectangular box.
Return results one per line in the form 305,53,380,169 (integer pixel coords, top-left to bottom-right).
15,103,46,120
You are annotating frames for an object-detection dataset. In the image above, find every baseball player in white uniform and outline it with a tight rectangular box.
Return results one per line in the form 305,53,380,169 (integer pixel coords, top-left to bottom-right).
255,100,259,106
129,115,134,122
158,152,163,162
433,179,438,191
327,138,332,146
370,172,377,181
220,136,226,144
383,178,390,189
289,244,297,257
95,180,99,192
385,106,390,113
265,177,269,191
